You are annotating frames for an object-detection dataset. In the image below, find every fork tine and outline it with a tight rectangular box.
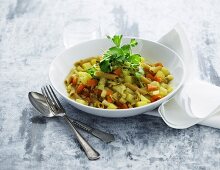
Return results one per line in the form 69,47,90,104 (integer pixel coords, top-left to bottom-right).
41,87,55,112
48,85,64,110
45,85,61,110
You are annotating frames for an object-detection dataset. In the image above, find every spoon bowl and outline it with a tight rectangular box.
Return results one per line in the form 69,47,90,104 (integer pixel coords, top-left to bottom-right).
28,92,54,117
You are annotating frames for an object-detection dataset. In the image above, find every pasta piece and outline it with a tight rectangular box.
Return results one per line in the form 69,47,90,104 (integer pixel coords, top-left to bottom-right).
112,84,126,95
95,71,118,80
67,84,73,93
159,86,168,97
101,89,107,98
70,89,82,99
150,81,160,87
150,66,162,73
119,97,127,104
102,100,118,109
155,70,165,80
76,99,88,105
76,65,84,71
167,86,173,93
74,57,98,66
140,95,150,102
112,92,120,101
82,62,92,70
94,101,104,108
90,58,97,65
64,68,75,85
161,67,170,76
161,83,168,89
141,63,150,70
125,88,134,94
167,75,174,81
107,104,118,109
124,76,134,83
136,101,149,107
126,93,134,103
140,76,151,84
122,69,130,76
77,72,92,84
149,90,160,96
124,83,147,95
97,77,106,90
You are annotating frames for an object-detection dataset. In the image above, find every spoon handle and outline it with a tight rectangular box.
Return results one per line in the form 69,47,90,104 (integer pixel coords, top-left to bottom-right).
68,116,115,143
63,115,100,160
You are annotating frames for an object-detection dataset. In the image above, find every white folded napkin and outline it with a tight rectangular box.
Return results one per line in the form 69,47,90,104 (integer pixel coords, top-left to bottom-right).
144,24,220,129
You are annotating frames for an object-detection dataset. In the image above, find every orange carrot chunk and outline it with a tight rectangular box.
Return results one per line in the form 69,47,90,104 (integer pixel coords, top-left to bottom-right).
147,84,158,91
115,102,128,109
113,68,122,76
106,89,113,96
106,96,113,103
72,76,78,85
151,95,161,102
121,103,128,109
87,79,98,87
155,62,163,67
76,84,85,93
93,89,102,95
154,76,162,82
146,73,154,80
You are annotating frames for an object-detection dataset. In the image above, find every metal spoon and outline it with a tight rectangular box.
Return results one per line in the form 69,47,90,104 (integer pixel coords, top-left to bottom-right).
28,91,115,143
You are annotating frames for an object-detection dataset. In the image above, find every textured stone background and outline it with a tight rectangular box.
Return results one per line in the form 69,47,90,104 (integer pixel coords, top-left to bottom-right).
0,0,220,169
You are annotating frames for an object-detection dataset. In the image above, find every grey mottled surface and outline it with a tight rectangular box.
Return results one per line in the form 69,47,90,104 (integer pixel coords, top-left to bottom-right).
1,0,220,169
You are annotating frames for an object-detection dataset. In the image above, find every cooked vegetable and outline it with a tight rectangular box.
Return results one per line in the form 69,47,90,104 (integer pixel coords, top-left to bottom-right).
64,35,174,109
95,71,118,80
76,84,85,94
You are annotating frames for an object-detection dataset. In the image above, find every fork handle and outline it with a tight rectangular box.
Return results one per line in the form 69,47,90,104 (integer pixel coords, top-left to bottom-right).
68,116,115,143
63,115,100,160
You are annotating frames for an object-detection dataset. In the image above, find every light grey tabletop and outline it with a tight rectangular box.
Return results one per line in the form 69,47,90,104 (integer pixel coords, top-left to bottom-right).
1,0,220,169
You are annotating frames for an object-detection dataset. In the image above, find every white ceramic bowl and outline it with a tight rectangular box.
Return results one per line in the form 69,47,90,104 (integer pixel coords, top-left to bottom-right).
49,37,185,117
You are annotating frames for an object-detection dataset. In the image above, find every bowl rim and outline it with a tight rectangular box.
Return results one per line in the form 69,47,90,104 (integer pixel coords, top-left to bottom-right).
49,37,186,112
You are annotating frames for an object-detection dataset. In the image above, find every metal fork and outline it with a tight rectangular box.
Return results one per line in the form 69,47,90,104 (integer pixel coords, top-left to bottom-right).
41,85,100,160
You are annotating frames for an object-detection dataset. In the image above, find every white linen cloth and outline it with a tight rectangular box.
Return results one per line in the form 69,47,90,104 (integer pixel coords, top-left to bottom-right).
144,24,220,129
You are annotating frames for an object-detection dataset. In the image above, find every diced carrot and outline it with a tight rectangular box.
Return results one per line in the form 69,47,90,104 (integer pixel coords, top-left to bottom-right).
155,62,163,67
147,84,158,91
154,76,162,82
149,70,156,76
115,101,128,109
76,84,85,93
87,79,98,87
85,97,91,103
71,76,78,85
113,68,122,76
150,95,161,102
82,89,90,97
93,89,102,95
106,96,113,103
146,73,154,80
106,89,113,96
121,103,128,109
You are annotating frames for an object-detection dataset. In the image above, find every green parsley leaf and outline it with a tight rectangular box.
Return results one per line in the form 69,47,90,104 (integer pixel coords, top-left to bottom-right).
128,54,141,66
99,59,112,73
130,39,138,47
111,35,123,47
87,67,96,76
134,72,142,79
100,35,141,73
121,44,131,56
107,47,124,57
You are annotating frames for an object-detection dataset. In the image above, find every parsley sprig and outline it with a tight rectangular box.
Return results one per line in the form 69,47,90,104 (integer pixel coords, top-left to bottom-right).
99,35,141,73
